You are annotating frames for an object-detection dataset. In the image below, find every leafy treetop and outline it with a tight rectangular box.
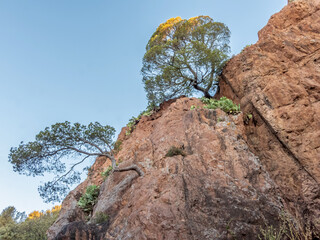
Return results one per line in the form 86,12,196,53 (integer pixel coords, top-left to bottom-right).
142,15,230,105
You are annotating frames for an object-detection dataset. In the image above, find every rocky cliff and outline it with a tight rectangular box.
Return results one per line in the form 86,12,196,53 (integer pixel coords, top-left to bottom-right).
218,0,320,234
48,1,320,239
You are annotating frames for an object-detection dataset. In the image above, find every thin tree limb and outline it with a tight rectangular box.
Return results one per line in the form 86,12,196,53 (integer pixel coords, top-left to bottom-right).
114,164,144,177
46,155,91,189
77,137,104,154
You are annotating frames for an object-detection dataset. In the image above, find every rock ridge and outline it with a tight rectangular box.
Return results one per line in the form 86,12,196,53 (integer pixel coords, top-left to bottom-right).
48,1,320,239
218,0,320,234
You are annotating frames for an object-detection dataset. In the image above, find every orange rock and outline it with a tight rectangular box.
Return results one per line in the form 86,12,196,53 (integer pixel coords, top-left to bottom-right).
48,1,320,239
218,0,320,234
49,98,285,239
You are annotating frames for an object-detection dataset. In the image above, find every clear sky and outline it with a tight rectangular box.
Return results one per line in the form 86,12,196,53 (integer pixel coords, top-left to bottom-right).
0,0,287,215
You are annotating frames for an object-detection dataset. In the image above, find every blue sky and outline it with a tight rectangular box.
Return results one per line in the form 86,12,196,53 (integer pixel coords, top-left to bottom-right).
0,0,286,214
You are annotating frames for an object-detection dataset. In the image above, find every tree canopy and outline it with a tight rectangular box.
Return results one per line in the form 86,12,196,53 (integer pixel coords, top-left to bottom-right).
142,16,230,105
9,121,143,203
0,205,60,240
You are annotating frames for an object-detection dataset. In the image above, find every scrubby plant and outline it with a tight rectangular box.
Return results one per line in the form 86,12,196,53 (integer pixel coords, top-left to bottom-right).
217,117,224,123
258,212,315,240
244,113,253,125
101,166,113,179
241,44,252,53
126,106,156,135
126,116,139,135
165,146,186,157
190,105,200,110
113,140,122,155
259,225,285,240
93,212,109,224
201,96,240,114
77,185,100,214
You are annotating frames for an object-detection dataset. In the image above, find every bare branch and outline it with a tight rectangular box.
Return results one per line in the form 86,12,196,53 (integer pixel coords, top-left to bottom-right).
114,164,144,177
45,155,91,189
77,137,104,154
67,147,106,158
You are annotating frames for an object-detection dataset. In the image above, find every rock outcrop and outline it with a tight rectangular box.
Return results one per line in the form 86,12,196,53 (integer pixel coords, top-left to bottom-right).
48,1,320,239
218,0,320,234
49,98,285,239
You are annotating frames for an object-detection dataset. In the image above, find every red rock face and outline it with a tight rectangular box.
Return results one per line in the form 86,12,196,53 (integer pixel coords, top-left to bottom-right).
48,98,286,240
48,1,320,239
218,0,320,235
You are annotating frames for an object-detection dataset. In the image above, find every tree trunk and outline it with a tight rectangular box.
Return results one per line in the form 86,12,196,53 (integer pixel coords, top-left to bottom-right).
114,164,144,177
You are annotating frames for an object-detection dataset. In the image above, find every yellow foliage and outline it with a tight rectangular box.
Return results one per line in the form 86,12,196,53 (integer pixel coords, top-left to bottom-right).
158,17,182,32
187,16,210,27
188,16,199,24
27,205,61,220
51,205,61,213
27,211,43,219
151,17,182,42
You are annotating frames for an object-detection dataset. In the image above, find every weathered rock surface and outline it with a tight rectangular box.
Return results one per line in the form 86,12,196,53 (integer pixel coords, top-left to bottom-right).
48,1,320,239
218,0,320,234
47,156,108,239
49,98,285,239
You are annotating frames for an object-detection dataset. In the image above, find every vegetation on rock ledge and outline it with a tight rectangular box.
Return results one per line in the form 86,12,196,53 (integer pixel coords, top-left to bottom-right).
77,185,100,214
201,96,240,114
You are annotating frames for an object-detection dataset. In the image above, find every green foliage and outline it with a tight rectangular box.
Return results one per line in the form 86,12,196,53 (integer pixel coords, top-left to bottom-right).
113,140,122,155
101,166,113,179
201,97,240,114
258,212,315,240
165,146,186,157
8,121,115,203
142,16,230,105
0,207,26,240
259,225,285,240
241,44,252,53
126,116,139,135
93,212,109,224
126,106,155,135
0,206,60,240
190,105,201,110
217,117,224,123
77,185,100,214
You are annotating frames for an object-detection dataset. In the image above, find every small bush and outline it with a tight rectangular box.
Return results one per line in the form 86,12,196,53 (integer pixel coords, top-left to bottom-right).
165,146,186,157
113,140,122,155
259,225,285,240
77,185,100,214
93,212,109,224
126,105,158,135
201,97,240,114
258,212,315,240
217,117,224,123
190,105,201,110
126,116,139,135
101,166,113,179
241,44,252,53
